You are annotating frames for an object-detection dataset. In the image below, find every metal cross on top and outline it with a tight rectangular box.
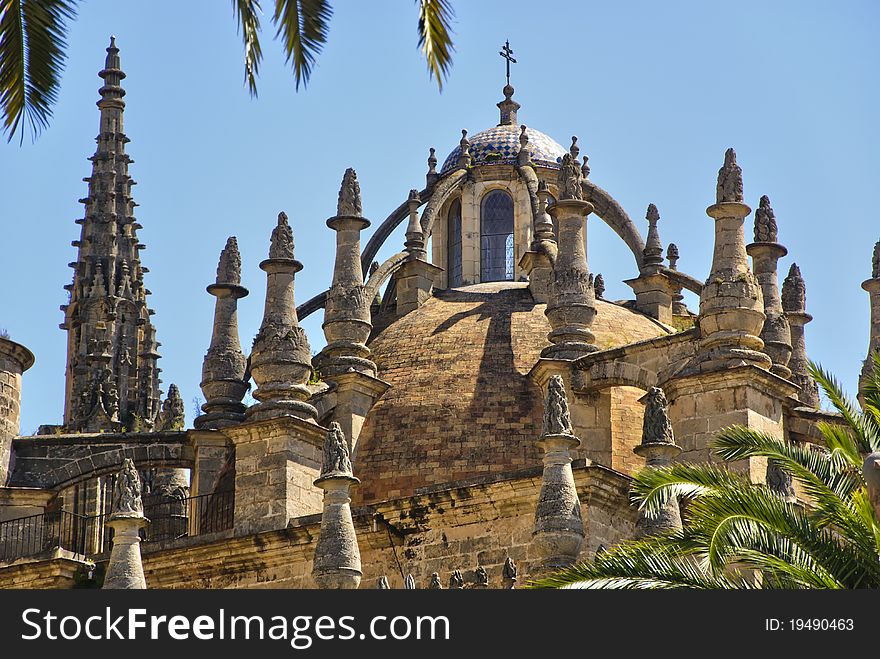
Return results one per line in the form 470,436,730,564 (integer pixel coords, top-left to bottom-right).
499,40,516,86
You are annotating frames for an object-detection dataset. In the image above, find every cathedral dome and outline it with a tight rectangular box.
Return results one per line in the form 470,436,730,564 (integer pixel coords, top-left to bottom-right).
352,282,671,504
439,124,567,175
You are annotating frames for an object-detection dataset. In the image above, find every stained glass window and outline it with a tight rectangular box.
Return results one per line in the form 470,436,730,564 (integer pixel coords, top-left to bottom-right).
480,190,514,282
447,198,462,287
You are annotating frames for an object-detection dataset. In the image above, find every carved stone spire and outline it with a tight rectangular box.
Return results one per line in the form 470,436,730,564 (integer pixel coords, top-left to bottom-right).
633,387,682,537
667,243,680,271
404,189,426,258
315,169,376,378
502,556,517,589
859,239,880,402
716,147,744,203
532,375,584,569
666,243,687,315
196,237,249,429
517,125,531,166
312,422,362,589
497,84,521,126
747,195,792,379
533,181,556,246
642,203,664,271
543,141,597,359
62,37,162,432
426,147,439,188
248,212,316,421
103,458,148,589
781,264,820,407
337,167,363,218
754,195,778,243
155,383,185,431
457,130,471,169
690,148,770,373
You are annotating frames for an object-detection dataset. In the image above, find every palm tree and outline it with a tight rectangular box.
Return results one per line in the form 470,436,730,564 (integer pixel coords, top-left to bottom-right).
0,0,455,142
531,354,880,589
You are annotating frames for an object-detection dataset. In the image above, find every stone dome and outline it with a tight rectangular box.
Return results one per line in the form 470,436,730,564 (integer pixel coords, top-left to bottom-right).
352,282,671,504
440,124,568,175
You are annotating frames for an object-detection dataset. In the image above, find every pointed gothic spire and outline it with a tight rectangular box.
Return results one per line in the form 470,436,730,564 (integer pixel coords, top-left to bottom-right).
63,38,160,431
517,125,531,166
269,211,295,259
873,239,880,280
217,236,242,285
404,188,425,257
155,384,185,431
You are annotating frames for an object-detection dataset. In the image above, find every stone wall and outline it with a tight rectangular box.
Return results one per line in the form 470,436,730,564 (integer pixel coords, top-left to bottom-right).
134,462,635,589
223,416,325,536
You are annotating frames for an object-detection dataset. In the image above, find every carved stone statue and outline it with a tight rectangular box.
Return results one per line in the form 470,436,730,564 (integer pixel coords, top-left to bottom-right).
667,243,680,270
268,212,295,260
557,152,583,201
377,575,390,589
716,148,744,204
594,274,605,299
474,565,488,587
502,557,517,589
754,195,778,243
641,387,675,445
404,573,416,589
111,458,143,516
321,421,352,477
337,168,363,217
767,459,795,500
449,570,464,589
429,572,442,589
543,375,573,436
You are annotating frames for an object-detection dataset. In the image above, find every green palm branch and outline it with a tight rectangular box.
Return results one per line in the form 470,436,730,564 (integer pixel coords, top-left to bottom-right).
0,0,77,143
531,355,880,590
2,0,456,142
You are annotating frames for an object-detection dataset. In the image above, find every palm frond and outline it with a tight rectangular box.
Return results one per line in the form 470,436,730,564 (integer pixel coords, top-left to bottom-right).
528,536,752,590
416,0,454,90
0,0,76,143
630,461,749,519
273,0,331,91
810,361,879,452
232,0,263,96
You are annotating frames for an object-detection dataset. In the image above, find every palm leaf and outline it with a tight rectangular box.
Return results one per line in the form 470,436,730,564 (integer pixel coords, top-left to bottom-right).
810,361,879,452
273,0,331,91
630,461,749,519
416,0,454,90
232,0,263,97
0,0,76,143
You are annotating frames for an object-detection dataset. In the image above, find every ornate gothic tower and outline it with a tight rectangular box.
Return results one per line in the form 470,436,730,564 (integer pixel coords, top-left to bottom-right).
60,38,162,432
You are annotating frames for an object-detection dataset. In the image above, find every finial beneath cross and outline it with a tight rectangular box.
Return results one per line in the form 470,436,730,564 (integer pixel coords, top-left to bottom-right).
499,40,516,86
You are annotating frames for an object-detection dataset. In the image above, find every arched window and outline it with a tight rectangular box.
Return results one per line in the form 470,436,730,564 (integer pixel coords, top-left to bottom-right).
447,198,462,287
480,190,514,282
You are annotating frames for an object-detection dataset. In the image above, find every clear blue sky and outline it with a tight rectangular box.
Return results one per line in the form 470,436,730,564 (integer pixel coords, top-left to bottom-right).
1,0,878,434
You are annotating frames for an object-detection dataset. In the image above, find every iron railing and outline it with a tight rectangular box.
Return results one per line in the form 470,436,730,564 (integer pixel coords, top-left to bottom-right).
0,490,234,564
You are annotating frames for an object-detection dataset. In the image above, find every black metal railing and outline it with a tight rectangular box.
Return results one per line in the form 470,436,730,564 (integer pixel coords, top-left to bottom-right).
0,490,234,564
